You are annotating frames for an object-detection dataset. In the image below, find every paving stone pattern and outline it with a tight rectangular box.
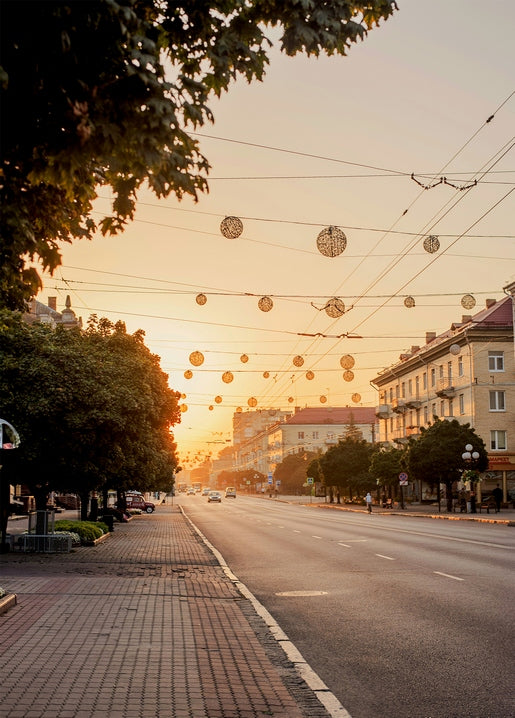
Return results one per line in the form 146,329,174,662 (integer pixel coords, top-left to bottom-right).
0,507,332,718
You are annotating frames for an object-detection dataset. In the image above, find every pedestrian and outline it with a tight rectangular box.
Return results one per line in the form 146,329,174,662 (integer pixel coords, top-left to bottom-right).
365,492,373,513
492,484,503,513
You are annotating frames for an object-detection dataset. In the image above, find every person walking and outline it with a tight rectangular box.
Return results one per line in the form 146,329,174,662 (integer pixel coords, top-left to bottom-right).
492,484,503,513
365,492,373,513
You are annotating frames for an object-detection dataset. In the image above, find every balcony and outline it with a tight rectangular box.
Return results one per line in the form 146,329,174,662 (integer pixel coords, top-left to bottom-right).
405,397,422,409
391,398,407,413
435,378,456,398
375,404,391,419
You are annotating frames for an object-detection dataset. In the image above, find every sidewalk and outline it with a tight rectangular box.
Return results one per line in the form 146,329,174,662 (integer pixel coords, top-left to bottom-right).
0,506,340,718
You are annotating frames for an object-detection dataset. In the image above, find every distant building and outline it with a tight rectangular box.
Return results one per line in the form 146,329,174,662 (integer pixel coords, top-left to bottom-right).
371,284,515,501
24,295,81,329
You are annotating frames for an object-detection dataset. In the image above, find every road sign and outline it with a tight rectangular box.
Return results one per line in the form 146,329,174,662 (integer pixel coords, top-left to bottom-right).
268,476,273,485
275,480,281,486
399,472,408,486
307,477,314,484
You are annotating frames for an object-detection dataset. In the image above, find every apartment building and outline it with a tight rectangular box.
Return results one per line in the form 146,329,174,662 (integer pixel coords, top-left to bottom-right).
371,285,515,500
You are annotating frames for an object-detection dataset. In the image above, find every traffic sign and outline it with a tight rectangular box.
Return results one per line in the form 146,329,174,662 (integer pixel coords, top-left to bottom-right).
307,477,314,484
399,472,408,486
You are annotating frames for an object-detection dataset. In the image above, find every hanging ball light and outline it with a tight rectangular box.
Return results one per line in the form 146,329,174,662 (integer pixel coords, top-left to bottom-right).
240,354,249,363
180,404,188,412
208,405,214,411
450,343,461,355
181,393,187,399
352,393,361,403
220,216,243,239
305,370,315,380
222,371,234,384
288,396,294,403
258,296,273,312
320,395,328,403
196,293,207,306
316,226,347,257
236,406,243,413
343,370,354,382
404,296,416,308
461,294,476,310
215,395,222,404
248,397,257,407
423,235,440,253
189,351,204,367
340,354,355,369
263,371,270,379
184,370,193,379
293,355,304,367
325,297,345,318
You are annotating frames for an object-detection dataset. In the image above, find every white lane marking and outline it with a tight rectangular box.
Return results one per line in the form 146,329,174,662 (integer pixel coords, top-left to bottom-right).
338,542,351,548
375,553,396,561
434,571,464,581
312,535,322,539
293,530,301,533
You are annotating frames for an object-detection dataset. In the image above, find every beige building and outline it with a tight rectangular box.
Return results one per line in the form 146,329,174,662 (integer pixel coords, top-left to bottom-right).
24,295,81,329
235,406,379,477
371,285,515,502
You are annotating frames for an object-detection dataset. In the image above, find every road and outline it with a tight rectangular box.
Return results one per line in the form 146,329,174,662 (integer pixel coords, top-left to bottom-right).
179,494,515,718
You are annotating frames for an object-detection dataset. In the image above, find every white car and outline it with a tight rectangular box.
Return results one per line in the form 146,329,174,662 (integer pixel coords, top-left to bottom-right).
207,491,222,503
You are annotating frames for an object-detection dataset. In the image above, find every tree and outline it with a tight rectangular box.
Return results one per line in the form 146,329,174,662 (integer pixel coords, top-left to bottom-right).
274,451,318,494
0,311,181,528
319,436,377,500
405,418,488,513
369,445,405,497
0,0,398,308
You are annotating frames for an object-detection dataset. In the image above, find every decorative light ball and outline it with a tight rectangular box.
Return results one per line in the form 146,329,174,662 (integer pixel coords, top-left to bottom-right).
325,297,345,318
288,396,294,403
208,405,214,411
316,226,347,257
222,371,234,384
306,370,315,380
263,371,270,378
240,354,249,363
184,370,193,379
248,397,257,407
461,294,476,310
423,235,440,253
181,393,187,399
196,293,207,306
352,393,361,403
343,370,354,382
236,406,242,413
450,343,461,355
293,355,304,367
220,216,243,239
258,296,273,312
404,296,416,308
320,395,328,404
215,395,222,404
189,351,204,367
180,404,188,413
340,354,355,369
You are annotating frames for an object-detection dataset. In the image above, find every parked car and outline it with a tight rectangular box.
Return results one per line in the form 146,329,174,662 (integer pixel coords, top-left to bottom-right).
207,491,222,503
225,487,236,498
125,495,155,513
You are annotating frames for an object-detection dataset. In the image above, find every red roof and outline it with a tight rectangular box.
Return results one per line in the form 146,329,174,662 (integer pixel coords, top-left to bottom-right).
285,407,377,425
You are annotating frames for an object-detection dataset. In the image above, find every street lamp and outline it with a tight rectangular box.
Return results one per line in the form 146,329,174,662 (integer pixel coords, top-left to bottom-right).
462,443,479,514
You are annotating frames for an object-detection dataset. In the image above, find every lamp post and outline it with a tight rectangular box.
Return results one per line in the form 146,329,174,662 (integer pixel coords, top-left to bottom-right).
462,443,479,514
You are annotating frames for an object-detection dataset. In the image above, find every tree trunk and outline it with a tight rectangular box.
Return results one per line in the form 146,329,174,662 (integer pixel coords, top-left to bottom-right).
445,481,453,513
79,490,89,521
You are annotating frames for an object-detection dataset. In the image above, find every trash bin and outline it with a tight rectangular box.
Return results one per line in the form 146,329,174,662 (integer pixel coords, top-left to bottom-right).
100,515,114,532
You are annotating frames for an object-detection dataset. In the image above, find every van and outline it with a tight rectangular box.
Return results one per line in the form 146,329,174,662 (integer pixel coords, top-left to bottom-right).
225,487,236,498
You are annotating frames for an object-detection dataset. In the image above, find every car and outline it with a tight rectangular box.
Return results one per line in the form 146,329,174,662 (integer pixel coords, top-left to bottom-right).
224,487,236,498
187,488,195,495
201,488,211,496
207,491,222,503
125,496,155,513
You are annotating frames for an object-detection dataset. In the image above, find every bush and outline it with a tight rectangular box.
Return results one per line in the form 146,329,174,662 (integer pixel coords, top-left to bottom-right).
54,520,105,543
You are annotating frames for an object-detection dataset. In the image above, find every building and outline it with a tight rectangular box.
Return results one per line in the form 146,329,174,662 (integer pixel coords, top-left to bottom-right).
371,285,515,502
24,295,81,329
235,406,379,477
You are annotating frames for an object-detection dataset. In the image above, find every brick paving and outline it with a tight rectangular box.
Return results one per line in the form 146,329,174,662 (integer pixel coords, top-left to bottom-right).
0,506,333,718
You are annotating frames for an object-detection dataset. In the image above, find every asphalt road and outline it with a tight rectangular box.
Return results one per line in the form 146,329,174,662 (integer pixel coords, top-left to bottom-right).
180,494,515,718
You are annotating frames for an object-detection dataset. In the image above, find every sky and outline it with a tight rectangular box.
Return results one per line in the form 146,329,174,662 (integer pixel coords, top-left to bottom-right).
38,0,515,469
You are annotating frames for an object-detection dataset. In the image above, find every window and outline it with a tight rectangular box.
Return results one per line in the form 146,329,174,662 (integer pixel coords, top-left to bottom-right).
489,391,506,411
423,406,428,424
415,376,420,397
439,365,444,379
298,431,304,440
401,382,406,398
312,431,319,440
431,403,437,418
459,394,465,415
389,387,393,402
458,356,464,377
408,379,413,396
430,368,436,387
488,351,504,372
490,430,507,451
395,384,400,398
448,399,454,417
423,372,427,390
440,400,444,416
447,361,453,381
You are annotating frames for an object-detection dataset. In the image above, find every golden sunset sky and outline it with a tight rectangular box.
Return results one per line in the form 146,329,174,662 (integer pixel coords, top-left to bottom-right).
39,0,515,467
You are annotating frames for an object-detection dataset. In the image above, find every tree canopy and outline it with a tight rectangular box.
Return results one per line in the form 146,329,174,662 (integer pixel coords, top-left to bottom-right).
319,436,377,498
0,311,181,524
0,0,398,308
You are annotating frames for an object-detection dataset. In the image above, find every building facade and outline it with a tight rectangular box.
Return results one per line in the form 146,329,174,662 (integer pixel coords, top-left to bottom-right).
371,287,515,502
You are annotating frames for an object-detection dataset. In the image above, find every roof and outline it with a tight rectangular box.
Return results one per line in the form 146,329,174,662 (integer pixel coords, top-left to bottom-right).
284,406,377,425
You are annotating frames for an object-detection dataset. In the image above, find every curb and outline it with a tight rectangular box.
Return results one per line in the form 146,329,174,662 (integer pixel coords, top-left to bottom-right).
311,503,514,525
0,592,17,616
